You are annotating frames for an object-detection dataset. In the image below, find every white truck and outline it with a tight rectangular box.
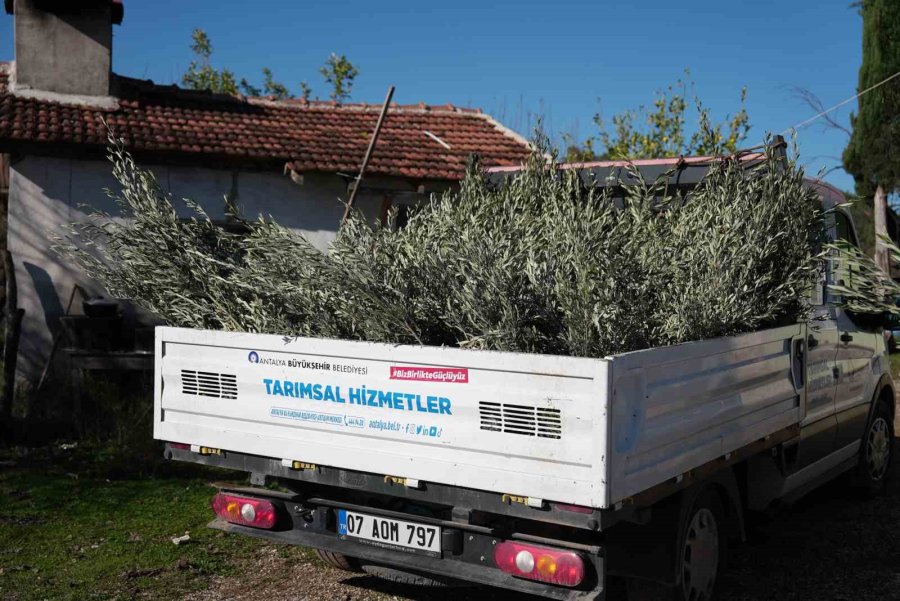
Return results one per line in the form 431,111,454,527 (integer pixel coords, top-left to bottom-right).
154,149,895,601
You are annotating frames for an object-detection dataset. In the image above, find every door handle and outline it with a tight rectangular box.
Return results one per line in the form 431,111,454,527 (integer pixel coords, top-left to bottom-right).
840,332,853,343
790,337,805,392
833,366,840,380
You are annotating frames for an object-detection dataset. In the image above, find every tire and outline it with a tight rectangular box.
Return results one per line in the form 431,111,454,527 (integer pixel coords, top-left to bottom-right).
626,488,727,601
359,563,471,588
853,400,894,495
314,548,362,572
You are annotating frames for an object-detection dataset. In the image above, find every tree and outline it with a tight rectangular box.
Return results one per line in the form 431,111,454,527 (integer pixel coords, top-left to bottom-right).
565,75,751,162
843,0,900,272
237,78,260,97
182,30,362,103
299,81,312,102
320,53,359,102
261,68,291,99
182,29,291,100
561,135,598,163
181,29,239,95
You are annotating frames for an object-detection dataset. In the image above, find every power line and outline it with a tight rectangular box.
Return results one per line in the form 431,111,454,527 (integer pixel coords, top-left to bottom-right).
781,68,900,134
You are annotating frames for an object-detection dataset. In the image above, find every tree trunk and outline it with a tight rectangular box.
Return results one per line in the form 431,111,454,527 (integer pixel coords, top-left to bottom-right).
874,184,891,273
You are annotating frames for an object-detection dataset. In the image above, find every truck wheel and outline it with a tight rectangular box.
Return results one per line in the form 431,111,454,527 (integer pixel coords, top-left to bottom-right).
679,489,726,601
314,548,362,572
627,488,727,601
854,401,893,495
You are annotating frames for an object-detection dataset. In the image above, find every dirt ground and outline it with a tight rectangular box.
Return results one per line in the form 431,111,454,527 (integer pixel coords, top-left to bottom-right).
185,451,900,601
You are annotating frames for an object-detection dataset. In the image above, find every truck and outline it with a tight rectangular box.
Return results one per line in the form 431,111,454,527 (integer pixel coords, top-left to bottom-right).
154,146,895,601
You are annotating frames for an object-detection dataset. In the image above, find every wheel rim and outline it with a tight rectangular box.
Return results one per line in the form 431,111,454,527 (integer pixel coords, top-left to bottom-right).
866,416,891,482
682,507,719,601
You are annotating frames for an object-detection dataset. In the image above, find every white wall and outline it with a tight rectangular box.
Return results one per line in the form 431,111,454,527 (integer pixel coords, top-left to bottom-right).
7,155,367,379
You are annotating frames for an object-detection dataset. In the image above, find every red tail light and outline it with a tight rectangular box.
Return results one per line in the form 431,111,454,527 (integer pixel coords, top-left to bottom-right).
211,493,277,529
167,442,190,450
552,502,594,514
494,541,585,587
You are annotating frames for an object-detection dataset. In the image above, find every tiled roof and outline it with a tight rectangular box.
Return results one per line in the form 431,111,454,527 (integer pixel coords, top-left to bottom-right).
0,65,531,180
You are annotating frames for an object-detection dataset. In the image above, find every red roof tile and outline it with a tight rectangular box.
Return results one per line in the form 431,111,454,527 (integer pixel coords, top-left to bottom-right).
0,65,530,180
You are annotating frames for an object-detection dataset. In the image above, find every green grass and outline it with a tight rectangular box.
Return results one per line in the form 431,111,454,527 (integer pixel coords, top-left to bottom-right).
0,445,310,601
891,352,900,381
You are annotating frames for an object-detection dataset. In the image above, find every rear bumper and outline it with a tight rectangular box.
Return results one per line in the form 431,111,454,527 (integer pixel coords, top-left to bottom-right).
164,445,619,531
208,491,605,600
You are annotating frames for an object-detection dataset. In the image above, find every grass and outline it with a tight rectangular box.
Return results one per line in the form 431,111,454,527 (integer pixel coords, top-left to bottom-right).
0,443,311,601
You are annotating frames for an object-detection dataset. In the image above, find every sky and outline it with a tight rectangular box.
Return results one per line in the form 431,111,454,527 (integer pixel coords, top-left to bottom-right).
0,0,864,191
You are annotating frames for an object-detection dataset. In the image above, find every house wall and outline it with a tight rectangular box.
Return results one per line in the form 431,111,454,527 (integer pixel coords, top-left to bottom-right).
7,155,397,379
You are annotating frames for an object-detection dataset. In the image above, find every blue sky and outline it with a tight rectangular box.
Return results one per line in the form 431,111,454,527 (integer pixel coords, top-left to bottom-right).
1,0,863,190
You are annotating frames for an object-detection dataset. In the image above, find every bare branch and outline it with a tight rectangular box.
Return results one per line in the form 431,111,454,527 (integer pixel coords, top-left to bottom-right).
790,86,852,136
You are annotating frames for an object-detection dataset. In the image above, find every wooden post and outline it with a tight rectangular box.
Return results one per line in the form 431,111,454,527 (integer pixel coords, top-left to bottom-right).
874,184,890,273
342,85,395,224
0,250,21,424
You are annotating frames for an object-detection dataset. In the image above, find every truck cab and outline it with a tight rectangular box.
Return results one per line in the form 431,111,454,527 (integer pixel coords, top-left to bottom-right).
758,180,893,508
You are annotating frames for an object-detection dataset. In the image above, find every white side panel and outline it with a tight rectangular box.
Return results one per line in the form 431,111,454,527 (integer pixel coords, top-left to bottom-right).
154,327,610,508
607,324,804,504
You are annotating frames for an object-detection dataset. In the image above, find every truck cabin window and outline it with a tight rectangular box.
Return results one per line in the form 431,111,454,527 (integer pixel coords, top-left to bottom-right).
835,211,859,248
832,211,857,293
833,210,884,329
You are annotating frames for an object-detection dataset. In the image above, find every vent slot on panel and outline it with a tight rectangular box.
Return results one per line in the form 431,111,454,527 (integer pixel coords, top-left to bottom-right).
181,370,237,399
479,401,561,439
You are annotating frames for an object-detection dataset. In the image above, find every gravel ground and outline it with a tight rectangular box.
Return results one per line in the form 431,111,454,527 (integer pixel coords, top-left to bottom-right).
719,453,900,601
186,451,900,601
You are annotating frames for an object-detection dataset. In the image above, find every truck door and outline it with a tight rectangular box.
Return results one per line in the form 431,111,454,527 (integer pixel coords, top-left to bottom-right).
796,206,845,468
800,304,839,467
832,210,882,450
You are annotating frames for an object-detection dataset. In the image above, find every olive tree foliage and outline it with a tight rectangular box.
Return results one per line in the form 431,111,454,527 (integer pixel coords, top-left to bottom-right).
658,151,823,343
565,76,751,162
827,234,900,318
59,134,826,359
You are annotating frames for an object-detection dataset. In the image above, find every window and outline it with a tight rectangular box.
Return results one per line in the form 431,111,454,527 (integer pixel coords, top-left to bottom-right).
832,210,861,289
834,210,859,247
826,211,861,306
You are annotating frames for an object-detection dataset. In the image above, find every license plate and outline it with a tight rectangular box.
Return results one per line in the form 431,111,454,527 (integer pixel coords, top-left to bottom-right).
337,509,441,557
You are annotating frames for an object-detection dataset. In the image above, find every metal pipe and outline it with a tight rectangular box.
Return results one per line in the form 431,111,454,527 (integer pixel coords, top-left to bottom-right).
342,85,395,224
